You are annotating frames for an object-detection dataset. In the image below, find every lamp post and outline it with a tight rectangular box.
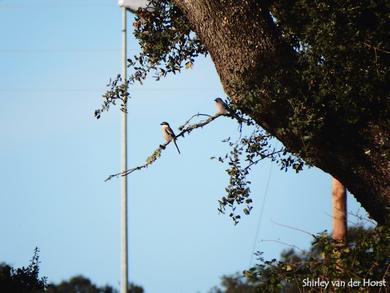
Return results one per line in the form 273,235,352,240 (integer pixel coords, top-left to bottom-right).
117,1,150,293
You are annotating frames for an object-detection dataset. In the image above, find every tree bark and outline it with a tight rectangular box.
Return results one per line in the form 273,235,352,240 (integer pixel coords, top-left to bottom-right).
172,0,390,224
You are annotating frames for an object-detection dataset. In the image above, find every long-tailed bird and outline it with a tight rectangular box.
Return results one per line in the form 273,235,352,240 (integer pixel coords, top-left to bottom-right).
160,121,181,154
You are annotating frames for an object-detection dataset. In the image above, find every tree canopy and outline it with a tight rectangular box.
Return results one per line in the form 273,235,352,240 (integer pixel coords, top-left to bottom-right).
0,248,46,293
209,225,390,292
0,249,144,293
97,0,389,224
47,276,143,293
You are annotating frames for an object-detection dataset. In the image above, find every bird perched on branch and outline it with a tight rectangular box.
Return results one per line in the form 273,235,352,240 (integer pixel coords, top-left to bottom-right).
160,121,181,154
214,97,244,125
214,97,230,115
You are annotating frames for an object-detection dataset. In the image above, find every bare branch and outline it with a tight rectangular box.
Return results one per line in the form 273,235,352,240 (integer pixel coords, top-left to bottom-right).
178,112,213,130
323,211,360,227
243,149,284,172
105,112,230,181
175,113,223,138
363,42,390,54
271,219,315,238
347,210,377,226
260,239,305,253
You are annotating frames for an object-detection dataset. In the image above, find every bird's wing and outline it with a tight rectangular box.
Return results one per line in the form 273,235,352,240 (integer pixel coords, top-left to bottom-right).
222,101,230,111
165,127,176,138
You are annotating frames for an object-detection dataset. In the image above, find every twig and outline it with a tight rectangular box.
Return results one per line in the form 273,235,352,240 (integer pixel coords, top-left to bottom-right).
243,149,284,172
260,239,305,253
105,112,224,181
271,219,315,238
176,113,223,138
323,211,359,226
363,42,390,54
347,211,377,226
382,263,390,287
104,148,162,182
178,112,212,130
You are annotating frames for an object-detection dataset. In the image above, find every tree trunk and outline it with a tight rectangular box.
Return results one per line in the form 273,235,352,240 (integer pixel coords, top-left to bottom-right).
332,177,347,242
172,0,390,224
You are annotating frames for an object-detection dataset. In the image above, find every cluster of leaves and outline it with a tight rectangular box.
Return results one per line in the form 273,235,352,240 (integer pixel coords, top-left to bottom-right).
0,248,144,293
95,0,207,119
133,0,207,75
220,0,390,166
0,247,47,293
94,75,128,119
270,0,390,155
47,276,143,293
209,273,258,293
211,223,390,292
215,124,304,224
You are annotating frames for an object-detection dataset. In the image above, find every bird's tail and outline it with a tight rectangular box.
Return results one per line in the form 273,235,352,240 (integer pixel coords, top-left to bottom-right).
173,139,181,154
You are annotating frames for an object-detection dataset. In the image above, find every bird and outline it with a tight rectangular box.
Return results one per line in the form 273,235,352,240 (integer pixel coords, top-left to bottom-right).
214,97,230,115
214,97,244,126
160,121,181,154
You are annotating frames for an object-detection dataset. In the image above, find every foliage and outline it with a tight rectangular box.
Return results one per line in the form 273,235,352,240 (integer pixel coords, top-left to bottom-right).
94,0,206,119
214,123,303,224
132,0,206,76
268,0,390,160
0,249,143,293
0,247,47,292
274,0,389,114
103,100,304,224
94,0,307,224
47,275,143,293
47,276,112,293
208,273,258,293
211,224,390,292
96,0,389,222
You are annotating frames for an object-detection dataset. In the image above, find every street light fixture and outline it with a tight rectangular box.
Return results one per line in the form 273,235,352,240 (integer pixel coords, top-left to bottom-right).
118,0,151,12
117,1,151,293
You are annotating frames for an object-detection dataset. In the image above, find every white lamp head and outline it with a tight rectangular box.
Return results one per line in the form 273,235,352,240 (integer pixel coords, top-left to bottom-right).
118,0,153,13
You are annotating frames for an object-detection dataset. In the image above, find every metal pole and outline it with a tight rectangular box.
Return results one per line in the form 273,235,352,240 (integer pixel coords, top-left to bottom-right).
121,6,128,293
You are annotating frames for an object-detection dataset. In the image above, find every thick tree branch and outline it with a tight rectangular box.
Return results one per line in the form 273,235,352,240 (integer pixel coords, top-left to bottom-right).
170,0,390,224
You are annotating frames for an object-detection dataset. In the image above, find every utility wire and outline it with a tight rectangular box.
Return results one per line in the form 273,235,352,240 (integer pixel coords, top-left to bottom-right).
0,3,116,8
0,87,216,93
0,48,121,53
249,161,273,266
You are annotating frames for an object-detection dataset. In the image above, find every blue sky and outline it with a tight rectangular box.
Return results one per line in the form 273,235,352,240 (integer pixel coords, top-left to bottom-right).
0,1,372,292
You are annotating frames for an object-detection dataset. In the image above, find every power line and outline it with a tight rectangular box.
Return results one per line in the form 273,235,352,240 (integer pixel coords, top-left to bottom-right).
0,48,121,53
249,161,273,266
0,88,104,93
0,3,116,8
0,87,216,93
